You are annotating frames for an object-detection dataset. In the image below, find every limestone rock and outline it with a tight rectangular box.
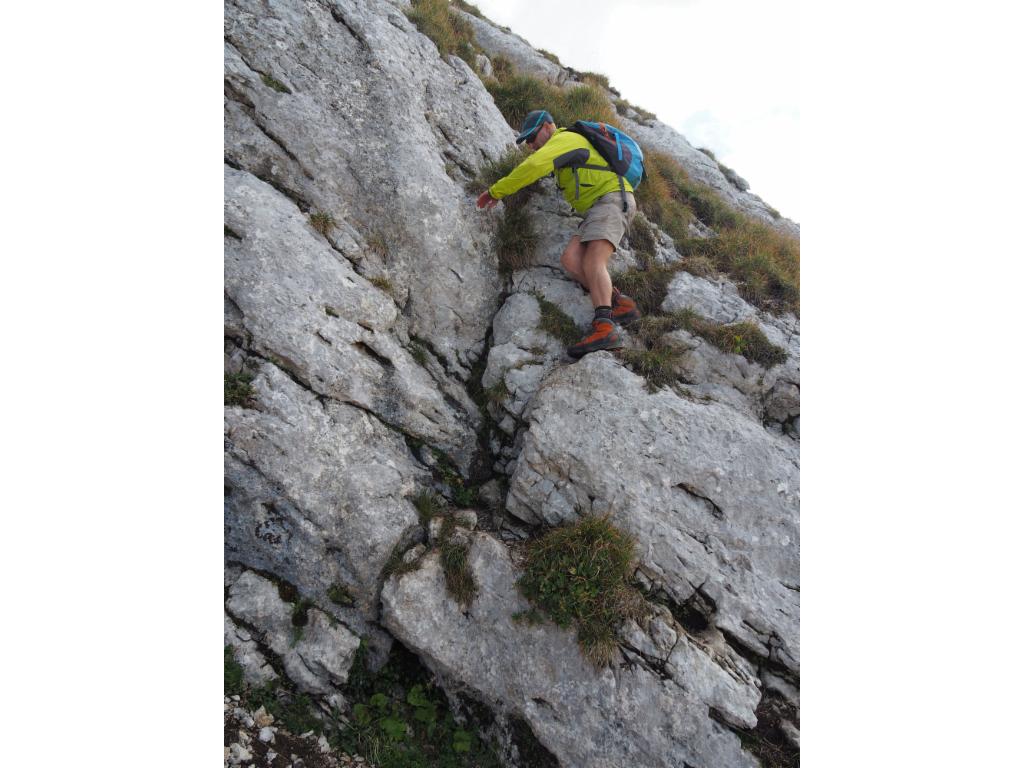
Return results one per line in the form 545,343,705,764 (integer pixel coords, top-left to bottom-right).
225,362,427,620
226,570,360,702
383,531,760,768
506,354,800,672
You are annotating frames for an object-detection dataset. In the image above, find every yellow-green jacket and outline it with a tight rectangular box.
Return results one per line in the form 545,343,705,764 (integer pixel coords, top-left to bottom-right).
488,128,634,214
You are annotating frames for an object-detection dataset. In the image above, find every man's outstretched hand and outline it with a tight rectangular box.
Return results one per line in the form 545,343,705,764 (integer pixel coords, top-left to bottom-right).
476,190,499,210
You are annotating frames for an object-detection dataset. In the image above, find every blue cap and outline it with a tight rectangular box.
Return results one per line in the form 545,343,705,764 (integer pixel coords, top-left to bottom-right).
515,110,553,144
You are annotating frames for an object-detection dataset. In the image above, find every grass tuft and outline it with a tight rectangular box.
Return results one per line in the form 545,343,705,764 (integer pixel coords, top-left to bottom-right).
494,204,538,273
440,537,477,606
225,646,246,695
612,262,684,316
621,342,684,393
225,372,256,407
578,71,610,90
412,490,447,526
538,48,561,65
485,73,616,131
260,73,291,93
533,293,580,347
517,515,647,666
407,0,478,59
469,146,527,195
369,275,393,294
627,214,657,267
613,97,657,125
327,583,355,607
309,211,336,236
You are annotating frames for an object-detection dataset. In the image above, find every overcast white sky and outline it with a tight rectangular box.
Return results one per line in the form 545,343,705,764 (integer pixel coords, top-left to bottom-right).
467,0,800,222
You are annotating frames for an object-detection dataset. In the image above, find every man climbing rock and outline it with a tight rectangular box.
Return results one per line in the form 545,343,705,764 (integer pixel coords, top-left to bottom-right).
476,109,641,359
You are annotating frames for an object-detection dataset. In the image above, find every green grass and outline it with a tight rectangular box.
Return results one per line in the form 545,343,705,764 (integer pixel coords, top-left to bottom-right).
327,583,355,607
485,74,616,132
613,97,657,125
631,310,787,367
336,643,503,768
621,342,684,393
382,540,424,579
412,490,447,526
370,275,393,294
578,71,610,90
626,214,657,267
451,0,484,18
407,0,478,60
225,372,256,407
225,646,245,696
538,48,561,65
469,146,526,195
367,232,389,259
408,341,430,367
260,72,291,94
440,538,477,606
516,515,647,666
310,211,336,236
494,204,538,273
612,262,684,316
533,293,580,347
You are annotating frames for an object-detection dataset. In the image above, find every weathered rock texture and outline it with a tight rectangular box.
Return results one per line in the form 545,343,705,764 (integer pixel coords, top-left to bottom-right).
225,1,799,765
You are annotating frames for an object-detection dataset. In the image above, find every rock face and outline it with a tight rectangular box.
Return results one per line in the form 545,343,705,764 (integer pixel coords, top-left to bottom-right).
225,1,799,766
383,532,760,768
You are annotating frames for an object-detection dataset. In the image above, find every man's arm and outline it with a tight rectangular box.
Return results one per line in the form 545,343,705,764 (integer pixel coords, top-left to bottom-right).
487,136,573,200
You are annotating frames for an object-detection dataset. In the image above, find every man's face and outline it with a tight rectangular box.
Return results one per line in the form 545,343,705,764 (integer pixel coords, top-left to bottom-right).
527,122,552,151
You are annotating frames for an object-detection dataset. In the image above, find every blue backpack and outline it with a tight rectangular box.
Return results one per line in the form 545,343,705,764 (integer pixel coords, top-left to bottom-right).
566,120,646,210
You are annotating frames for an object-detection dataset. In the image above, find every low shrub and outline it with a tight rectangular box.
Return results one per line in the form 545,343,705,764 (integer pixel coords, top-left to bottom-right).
225,372,256,407
517,515,647,666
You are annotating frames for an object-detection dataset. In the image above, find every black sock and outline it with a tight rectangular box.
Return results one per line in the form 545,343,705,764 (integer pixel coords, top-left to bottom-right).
594,305,612,321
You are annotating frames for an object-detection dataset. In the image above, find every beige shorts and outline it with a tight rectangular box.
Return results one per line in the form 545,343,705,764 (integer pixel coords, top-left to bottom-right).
578,191,637,251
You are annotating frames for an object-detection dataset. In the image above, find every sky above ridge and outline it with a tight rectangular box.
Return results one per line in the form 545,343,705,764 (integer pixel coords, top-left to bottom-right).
465,0,800,223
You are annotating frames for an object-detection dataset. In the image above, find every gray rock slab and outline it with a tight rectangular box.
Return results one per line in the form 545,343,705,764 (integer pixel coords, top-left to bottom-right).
382,532,759,768
506,354,800,672
226,570,360,703
225,362,427,619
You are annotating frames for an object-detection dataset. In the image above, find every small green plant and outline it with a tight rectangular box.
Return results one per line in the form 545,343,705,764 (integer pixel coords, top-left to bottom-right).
327,583,355,607
533,293,580,348
260,72,291,94
485,72,616,132
716,160,750,192
225,372,256,407
310,211,336,236
440,537,477,606
225,646,245,695
767,205,781,220
517,515,647,666
631,309,787,368
408,340,430,367
613,97,657,125
325,306,340,318
382,540,423,579
412,490,446,526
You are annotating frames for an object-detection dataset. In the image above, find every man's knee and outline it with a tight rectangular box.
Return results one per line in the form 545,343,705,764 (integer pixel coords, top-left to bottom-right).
560,237,583,272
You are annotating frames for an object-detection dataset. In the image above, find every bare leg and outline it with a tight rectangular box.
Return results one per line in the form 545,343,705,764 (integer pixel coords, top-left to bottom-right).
559,236,588,288
581,238,615,309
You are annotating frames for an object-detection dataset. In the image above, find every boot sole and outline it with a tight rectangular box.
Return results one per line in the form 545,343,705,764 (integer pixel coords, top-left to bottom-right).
567,337,624,359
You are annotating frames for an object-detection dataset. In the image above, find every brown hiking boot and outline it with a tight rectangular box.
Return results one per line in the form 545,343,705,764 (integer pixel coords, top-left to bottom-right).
612,289,641,326
568,318,623,359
